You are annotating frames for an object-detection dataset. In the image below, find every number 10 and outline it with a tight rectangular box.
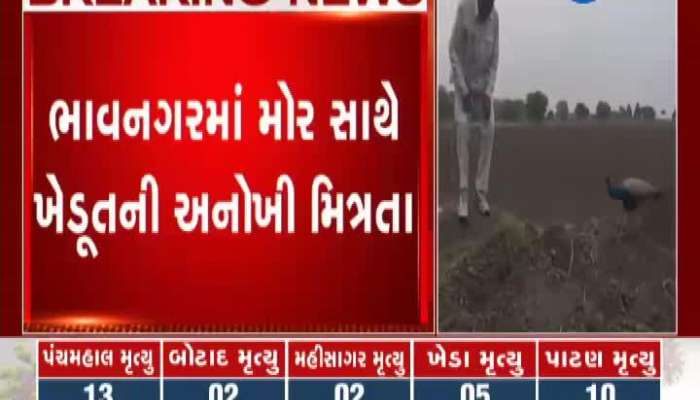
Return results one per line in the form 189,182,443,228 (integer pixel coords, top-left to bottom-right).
586,383,616,400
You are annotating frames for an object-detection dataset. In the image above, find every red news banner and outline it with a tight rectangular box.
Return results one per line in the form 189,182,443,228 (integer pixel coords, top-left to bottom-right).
23,0,434,333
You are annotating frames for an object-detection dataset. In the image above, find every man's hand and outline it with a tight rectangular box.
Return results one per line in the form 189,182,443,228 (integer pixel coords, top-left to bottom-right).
471,77,487,94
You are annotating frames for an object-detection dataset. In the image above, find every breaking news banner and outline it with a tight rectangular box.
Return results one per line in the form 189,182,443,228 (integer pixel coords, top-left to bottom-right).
23,0,427,12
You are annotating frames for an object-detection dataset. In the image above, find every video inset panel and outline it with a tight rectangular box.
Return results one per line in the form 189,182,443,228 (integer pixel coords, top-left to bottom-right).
438,0,676,333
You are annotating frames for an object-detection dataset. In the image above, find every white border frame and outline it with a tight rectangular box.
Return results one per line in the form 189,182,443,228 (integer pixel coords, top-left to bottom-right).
434,0,679,337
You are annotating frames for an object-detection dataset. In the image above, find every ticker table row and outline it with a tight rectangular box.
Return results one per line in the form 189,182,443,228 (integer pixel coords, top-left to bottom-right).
37,339,661,400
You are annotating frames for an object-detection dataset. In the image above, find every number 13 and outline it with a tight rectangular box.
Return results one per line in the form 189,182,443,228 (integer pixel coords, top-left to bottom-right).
84,383,113,400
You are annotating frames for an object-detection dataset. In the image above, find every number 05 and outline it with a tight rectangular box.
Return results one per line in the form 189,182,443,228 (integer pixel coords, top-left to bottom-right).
460,383,491,400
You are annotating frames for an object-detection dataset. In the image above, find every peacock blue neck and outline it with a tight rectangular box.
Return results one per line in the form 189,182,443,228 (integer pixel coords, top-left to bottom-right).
608,184,637,211
607,185,629,201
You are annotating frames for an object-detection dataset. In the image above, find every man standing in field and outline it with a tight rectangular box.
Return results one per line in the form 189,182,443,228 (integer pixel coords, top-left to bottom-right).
449,0,499,222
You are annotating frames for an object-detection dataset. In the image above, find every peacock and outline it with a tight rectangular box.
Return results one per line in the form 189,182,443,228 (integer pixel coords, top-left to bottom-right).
605,176,662,234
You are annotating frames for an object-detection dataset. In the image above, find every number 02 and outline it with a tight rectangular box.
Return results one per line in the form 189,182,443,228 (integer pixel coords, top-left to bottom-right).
586,383,616,400
208,383,239,400
334,383,365,400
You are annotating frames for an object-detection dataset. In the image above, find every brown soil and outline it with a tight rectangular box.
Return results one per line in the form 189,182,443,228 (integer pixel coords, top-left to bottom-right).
439,121,676,332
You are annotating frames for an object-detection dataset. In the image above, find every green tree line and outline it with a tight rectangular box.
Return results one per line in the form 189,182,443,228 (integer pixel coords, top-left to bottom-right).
438,85,672,123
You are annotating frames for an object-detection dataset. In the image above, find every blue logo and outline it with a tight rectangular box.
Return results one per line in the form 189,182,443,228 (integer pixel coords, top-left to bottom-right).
572,0,596,3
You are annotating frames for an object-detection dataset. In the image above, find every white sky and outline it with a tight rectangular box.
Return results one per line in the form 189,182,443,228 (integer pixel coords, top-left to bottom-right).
438,0,677,113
